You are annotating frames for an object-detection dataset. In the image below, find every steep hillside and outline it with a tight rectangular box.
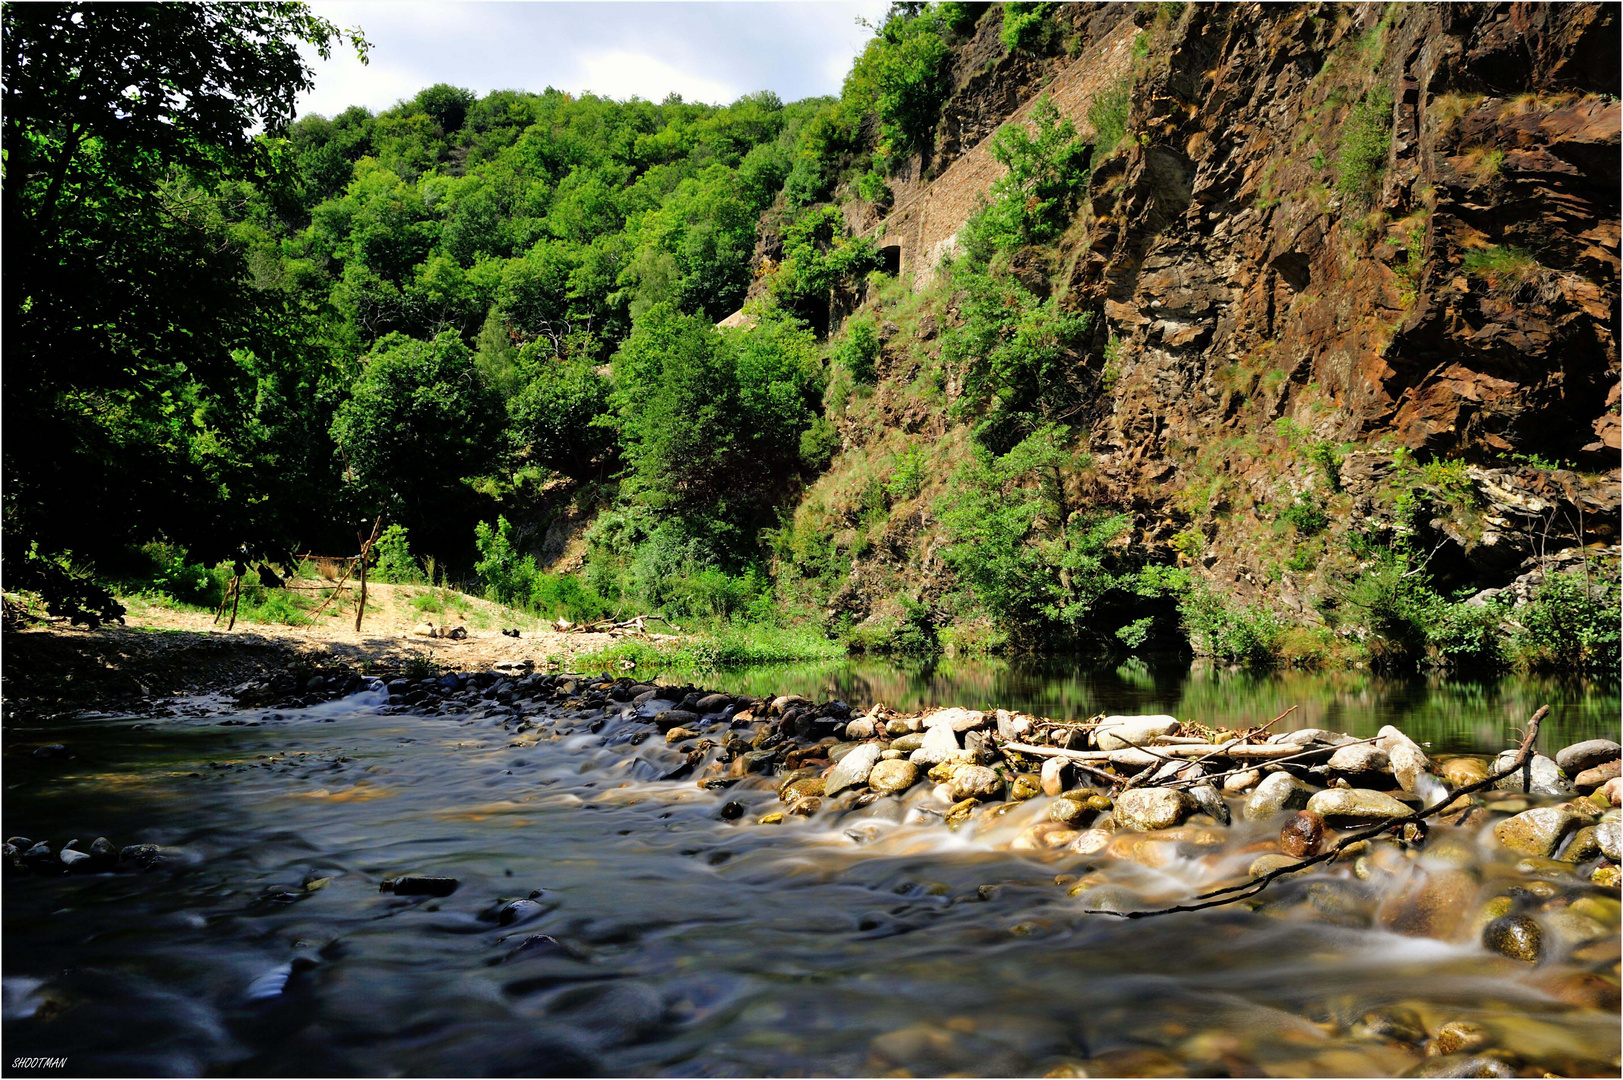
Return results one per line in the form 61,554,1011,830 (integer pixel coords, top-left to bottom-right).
776,1,1620,663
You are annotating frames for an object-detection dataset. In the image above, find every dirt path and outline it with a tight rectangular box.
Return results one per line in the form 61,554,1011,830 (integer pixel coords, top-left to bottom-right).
2,581,664,720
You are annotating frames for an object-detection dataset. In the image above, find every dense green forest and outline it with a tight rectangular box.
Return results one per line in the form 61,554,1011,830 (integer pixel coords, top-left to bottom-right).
3,1,1616,674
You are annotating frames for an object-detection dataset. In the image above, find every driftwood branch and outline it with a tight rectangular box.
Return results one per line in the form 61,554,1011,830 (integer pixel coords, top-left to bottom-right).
1082,705,1548,919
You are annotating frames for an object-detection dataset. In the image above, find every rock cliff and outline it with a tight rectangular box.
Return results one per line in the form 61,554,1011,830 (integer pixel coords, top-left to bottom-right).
798,1,1619,630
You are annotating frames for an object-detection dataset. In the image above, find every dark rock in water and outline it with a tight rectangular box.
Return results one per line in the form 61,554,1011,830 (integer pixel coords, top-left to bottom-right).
32,744,68,760
119,844,162,870
88,836,117,864
719,800,744,820
502,934,566,962
22,841,55,870
385,876,460,897
1482,914,1543,964
655,709,699,733
1188,782,1229,825
498,898,545,926
1352,1004,1426,1045
695,692,732,714
1280,810,1325,858
59,848,93,872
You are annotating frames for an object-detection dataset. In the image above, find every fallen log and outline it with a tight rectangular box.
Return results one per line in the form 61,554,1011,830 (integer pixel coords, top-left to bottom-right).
1000,740,1331,763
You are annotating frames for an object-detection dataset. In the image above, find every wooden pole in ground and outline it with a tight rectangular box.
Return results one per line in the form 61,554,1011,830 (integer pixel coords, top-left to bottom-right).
354,516,382,632
226,575,243,631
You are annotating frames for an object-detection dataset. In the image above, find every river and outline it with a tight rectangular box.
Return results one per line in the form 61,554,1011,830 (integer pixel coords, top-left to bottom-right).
3,664,1618,1076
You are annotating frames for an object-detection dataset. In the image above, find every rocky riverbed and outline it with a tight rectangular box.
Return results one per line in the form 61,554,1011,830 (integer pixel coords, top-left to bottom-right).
4,664,1619,1076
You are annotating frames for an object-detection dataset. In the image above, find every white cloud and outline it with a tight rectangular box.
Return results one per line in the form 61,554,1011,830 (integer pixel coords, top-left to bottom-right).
293,1,890,119
574,48,742,105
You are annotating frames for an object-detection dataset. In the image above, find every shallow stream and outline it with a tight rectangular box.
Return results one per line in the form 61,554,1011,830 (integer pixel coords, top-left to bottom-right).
3,665,1618,1076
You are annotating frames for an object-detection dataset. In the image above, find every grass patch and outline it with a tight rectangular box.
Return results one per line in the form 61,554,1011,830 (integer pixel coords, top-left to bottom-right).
1460,244,1539,290
574,622,846,676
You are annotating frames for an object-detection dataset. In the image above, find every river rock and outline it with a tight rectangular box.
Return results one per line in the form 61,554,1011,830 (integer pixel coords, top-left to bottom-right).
1271,728,1342,746
1440,758,1491,787
921,708,986,733
1094,715,1180,750
1306,788,1410,822
1223,768,1262,794
948,765,1002,801
1431,1020,1492,1056
1243,773,1313,820
1575,759,1621,789
1351,1004,1425,1045
1048,797,1091,826
1188,783,1230,825
664,727,699,744
995,710,1033,740
1040,757,1071,796
1560,825,1601,862
1556,739,1620,775
890,732,926,752
1411,1054,1513,1078
1595,818,1621,861
1327,743,1391,781
1482,914,1543,963
1492,807,1580,857
694,693,732,714
908,724,960,767
1606,777,1623,805
88,837,117,865
1010,775,1040,800
1281,810,1325,857
825,744,883,796
498,898,545,925
1248,853,1301,878
1113,788,1196,832
868,759,918,794
843,717,877,740
1379,867,1478,939
1493,752,1573,796
59,848,92,871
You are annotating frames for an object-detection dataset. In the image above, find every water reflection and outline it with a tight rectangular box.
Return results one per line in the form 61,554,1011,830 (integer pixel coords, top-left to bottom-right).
697,657,1620,754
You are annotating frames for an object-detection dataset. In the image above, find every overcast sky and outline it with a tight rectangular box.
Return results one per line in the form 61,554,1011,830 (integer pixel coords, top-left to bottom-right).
296,1,892,118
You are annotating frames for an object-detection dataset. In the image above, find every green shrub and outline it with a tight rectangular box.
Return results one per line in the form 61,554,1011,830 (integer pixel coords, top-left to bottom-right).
474,515,540,607
978,96,1092,248
1511,571,1620,672
835,315,881,384
373,524,424,584
1000,2,1050,51
1334,86,1393,210
856,168,894,208
1427,599,1503,670
1328,555,1435,669
1307,440,1343,491
1087,72,1132,159
886,447,927,501
1178,585,1283,666
891,596,942,656
136,541,218,605
939,425,1139,642
1279,495,1328,536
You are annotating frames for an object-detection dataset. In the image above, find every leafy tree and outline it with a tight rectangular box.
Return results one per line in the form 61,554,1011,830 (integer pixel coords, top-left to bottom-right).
329,331,505,530
939,425,1139,643
2,2,366,621
610,303,821,533
942,263,1094,453
978,95,1091,248
507,345,613,477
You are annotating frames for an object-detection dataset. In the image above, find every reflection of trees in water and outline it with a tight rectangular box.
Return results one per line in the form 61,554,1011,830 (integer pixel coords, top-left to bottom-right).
702,659,1618,754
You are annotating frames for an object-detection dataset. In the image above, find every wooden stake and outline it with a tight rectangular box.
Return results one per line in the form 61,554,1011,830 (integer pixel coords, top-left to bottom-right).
226,575,242,631
355,515,382,633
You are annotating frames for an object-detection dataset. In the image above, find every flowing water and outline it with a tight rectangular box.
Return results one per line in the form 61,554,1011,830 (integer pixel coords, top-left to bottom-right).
3,666,1618,1077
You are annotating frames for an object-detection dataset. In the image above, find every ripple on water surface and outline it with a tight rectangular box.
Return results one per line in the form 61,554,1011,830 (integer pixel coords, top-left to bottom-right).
2,682,1619,1077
